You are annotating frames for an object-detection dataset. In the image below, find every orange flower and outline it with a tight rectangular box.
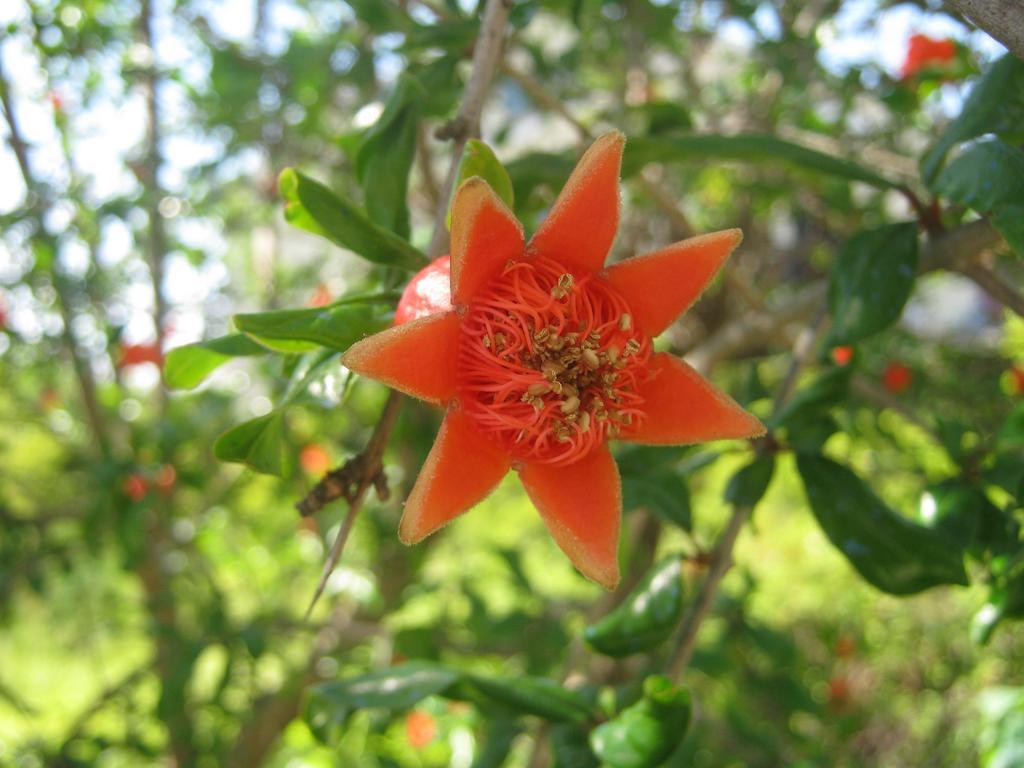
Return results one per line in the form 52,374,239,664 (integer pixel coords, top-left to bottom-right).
405,710,436,748
342,133,764,589
901,34,956,80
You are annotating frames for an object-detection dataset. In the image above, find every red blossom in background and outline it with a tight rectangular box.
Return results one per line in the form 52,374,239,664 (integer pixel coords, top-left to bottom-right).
299,444,331,475
342,133,764,589
308,283,333,307
405,710,436,748
901,34,956,79
122,473,149,502
117,342,163,369
882,361,913,393
831,345,854,366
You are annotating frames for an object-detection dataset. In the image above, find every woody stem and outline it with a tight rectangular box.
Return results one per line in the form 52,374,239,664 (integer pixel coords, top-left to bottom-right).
667,310,828,680
427,0,514,258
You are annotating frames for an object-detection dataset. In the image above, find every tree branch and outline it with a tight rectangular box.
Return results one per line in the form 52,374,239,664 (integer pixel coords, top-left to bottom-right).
302,390,402,616
427,0,514,258
668,313,827,679
946,0,1024,62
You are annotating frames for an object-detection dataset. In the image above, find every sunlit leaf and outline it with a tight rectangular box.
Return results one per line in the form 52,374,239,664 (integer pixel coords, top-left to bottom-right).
233,297,391,352
278,168,427,270
164,334,268,390
585,555,685,657
213,411,290,477
446,139,515,229
356,75,423,239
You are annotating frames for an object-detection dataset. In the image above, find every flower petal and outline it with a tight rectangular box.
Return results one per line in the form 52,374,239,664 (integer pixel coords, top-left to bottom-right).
623,353,766,444
399,406,511,544
528,132,624,274
450,178,525,305
518,445,621,589
341,312,461,405
604,229,742,337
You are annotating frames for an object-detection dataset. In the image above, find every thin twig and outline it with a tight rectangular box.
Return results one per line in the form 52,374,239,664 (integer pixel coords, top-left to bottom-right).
502,61,694,237
427,0,514,258
304,390,402,617
667,311,828,679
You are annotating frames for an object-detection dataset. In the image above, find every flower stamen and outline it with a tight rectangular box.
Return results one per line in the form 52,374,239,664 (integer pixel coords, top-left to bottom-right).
457,257,650,465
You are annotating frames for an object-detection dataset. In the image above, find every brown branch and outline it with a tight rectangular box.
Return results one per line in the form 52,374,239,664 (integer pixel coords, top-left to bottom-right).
667,312,827,679
426,0,514,258
957,261,1024,317
946,0,1024,62
302,390,402,617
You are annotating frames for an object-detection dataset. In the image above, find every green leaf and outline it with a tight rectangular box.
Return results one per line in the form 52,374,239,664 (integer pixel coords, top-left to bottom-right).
447,140,515,229
921,54,1024,184
935,139,1024,212
998,403,1024,450
724,455,776,508
584,555,685,657
992,204,1024,256
622,470,691,530
773,365,851,428
921,480,1017,559
213,411,290,477
622,133,898,188
233,298,391,352
278,168,427,271
590,675,691,768
551,723,600,768
461,673,594,723
306,662,459,742
356,75,423,239
796,455,968,595
827,223,919,346
164,334,268,389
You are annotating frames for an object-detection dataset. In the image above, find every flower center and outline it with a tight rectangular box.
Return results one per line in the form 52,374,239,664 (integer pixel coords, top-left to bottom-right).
457,257,650,466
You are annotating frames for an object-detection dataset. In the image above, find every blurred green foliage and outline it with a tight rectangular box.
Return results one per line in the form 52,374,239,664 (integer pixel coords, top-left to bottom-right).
1,0,1023,766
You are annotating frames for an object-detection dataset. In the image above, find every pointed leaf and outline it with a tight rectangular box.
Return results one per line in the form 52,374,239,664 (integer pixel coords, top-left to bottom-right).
827,223,919,346
278,168,427,270
724,455,776,508
935,139,1024,212
356,75,423,238
446,139,515,228
213,411,290,477
234,298,391,352
921,54,1024,184
164,333,268,389
797,454,968,595
461,673,594,723
584,555,685,658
